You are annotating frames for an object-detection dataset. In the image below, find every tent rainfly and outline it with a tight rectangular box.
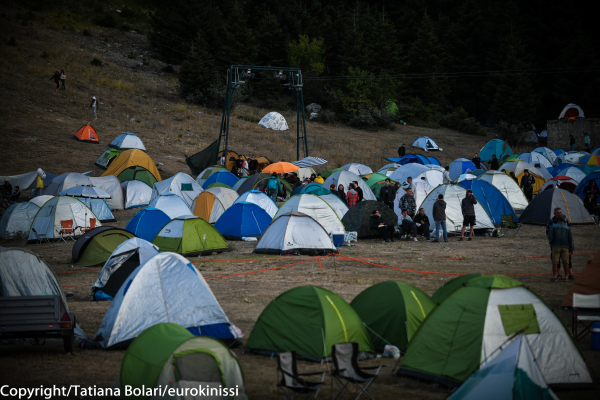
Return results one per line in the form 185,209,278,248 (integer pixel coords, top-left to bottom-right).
89,175,125,211
109,132,146,151
234,190,277,218
0,202,39,239
121,180,153,209
151,172,203,208
274,194,344,234
412,136,442,151
147,193,194,219
125,207,171,243
477,172,529,213
258,112,289,130
519,188,594,225
214,202,272,239
102,149,161,184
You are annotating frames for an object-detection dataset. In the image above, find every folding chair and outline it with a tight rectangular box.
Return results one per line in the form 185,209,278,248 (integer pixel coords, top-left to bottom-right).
572,293,600,340
331,343,381,400
31,228,50,244
499,214,522,237
277,351,325,400
58,220,77,242
80,218,96,234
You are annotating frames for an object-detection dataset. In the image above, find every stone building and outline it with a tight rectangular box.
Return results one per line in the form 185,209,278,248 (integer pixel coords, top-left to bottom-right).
547,118,599,150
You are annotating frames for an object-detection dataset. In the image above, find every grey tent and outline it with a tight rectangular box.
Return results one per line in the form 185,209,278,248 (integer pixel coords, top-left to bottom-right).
519,188,594,225
0,247,86,338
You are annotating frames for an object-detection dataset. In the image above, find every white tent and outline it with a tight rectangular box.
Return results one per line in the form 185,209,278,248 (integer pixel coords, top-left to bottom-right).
274,194,344,234
412,136,442,151
0,202,40,239
518,152,553,171
195,166,226,186
341,163,373,175
322,170,377,201
532,147,558,166
75,198,115,222
147,193,193,219
191,187,239,223
449,158,477,180
419,184,495,232
109,132,146,151
29,195,54,208
393,181,434,217
92,238,159,299
0,247,86,338
319,193,350,219
388,164,444,189
455,174,477,183
563,151,590,164
296,167,316,181
40,172,93,196
89,176,125,211
121,180,152,209
558,103,584,119
94,252,236,348
553,166,586,183
378,164,400,177
258,112,289,131
151,172,203,208
234,190,277,218
500,161,552,181
448,335,558,400
253,212,338,255
478,172,529,213
27,196,101,243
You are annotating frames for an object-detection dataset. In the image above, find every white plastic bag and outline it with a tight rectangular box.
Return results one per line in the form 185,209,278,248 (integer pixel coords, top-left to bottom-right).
383,345,400,359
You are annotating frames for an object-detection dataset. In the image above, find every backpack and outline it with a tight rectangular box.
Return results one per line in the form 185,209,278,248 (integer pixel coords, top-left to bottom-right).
267,177,279,192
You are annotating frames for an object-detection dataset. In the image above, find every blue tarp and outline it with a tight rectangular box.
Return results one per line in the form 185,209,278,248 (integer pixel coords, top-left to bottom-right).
125,207,170,242
77,198,115,222
574,172,600,204
214,202,272,239
459,180,518,223
384,154,439,166
479,139,513,162
202,170,239,189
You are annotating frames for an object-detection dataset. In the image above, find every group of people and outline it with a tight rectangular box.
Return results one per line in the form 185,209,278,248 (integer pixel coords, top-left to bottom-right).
49,70,67,91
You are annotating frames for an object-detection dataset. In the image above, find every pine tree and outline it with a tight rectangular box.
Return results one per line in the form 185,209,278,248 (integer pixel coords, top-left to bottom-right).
178,33,219,97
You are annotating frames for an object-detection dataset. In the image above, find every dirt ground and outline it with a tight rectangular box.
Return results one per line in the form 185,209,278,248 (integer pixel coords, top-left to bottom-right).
1,4,600,400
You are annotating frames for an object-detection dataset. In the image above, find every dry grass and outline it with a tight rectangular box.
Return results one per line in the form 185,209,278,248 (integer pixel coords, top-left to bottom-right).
1,5,599,399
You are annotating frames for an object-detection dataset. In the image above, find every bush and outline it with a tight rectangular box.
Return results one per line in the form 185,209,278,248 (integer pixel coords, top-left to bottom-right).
490,120,528,143
316,109,336,124
341,109,393,130
439,107,485,136
7,36,16,46
82,29,92,36
93,12,118,28
91,57,103,66
237,115,260,123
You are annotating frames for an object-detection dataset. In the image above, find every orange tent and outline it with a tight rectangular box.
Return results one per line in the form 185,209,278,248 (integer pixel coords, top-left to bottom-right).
561,254,600,308
74,125,99,143
101,149,161,182
218,150,246,172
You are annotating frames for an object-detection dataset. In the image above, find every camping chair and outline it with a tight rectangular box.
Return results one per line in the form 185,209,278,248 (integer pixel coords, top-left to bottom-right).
57,220,76,242
499,215,522,237
331,343,382,400
277,351,325,400
80,218,96,234
572,294,600,340
31,228,50,244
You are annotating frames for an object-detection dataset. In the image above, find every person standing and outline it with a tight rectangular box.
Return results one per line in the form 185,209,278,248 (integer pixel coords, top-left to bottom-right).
399,187,416,218
49,70,60,90
248,156,258,175
432,194,447,242
337,184,346,201
460,189,477,241
9,186,21,202
345,183,359,208
398,144,406,158
584,133,590,150
379,178,396,209
547,207,573,279
353,181,363,202
488,155,499,170
520,169,536,202
547,213,574,282
472,153,481,170
60,69,66,90
413,207,431,241
267,173,281,202
371,209,395,242
90,96,98,120
569,134,575,151
399,209,418,241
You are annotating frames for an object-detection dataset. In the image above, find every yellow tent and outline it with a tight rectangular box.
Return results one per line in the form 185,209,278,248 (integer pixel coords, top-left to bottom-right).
499,161,546,193
191,187,238,223
102,149,161,182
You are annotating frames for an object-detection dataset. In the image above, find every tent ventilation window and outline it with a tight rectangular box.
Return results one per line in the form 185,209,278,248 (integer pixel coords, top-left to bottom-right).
498,304,540,335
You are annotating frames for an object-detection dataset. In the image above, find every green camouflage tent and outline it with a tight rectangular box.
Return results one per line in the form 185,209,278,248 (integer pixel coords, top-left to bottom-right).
341,200,397,238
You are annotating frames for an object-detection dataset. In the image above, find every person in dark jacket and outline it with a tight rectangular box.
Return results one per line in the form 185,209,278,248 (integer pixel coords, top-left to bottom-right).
337,184,346,201
547,213,574,281
584,194,599,224
399,188,417,217
9,186,20,202
520,169,536,201
49,70,60,90
472,153,481,170
568,135,575,151
488,154,499,170
398,209,418,241
353,181,363,202
248,156,258,175
379,178,396,209
267,173,281,202
460,189,478,241
547,207,573,279
398,144,406,158
432,194,447,242
370,209,395,242
413,208,430,241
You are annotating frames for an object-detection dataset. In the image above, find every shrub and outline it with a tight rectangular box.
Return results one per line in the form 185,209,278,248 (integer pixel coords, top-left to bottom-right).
82,29,92,37
341,109,393,130
93,12,118,28
439,107,485,136
490,120,528,143
91,57,103,66
8,36,16,46
237,115,260,123
315,109,336,124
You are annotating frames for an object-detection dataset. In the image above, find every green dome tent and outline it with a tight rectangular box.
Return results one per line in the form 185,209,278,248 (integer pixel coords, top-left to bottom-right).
71,227,136,267
206,182,233,190
95,148,121,169
398,275,592,387
431,274,483,304
119,323,246,399
117,166,158,188
351,281,435,352
246,285,373,361
321,168,345,180
152,215,228,256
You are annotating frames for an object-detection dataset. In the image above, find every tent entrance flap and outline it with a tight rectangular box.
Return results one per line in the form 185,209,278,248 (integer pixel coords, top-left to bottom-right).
498,304,540,335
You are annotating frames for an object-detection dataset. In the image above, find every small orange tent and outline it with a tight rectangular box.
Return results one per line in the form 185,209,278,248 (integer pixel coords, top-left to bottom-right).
74,125,99,143
102,149,161,182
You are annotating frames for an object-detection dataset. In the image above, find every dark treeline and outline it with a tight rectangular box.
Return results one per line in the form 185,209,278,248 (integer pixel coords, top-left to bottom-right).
148,0,599,135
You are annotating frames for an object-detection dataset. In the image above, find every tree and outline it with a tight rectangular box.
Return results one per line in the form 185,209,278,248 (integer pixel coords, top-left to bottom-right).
179,32,219,98
288,35,325,75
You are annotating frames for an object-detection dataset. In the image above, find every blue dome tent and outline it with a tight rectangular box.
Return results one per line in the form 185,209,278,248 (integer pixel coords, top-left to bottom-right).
201,170,239,190
459,180,518,224
125,207,171,242
214,202,273,239
479,139,513,162
384,154,440,166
